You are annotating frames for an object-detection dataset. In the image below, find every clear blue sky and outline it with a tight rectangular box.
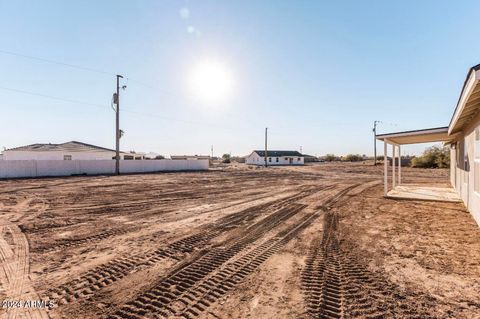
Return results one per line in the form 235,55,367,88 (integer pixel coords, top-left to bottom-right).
1,0,480,157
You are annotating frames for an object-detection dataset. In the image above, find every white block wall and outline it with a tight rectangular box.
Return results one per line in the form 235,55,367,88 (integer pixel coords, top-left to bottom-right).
0,159,208,179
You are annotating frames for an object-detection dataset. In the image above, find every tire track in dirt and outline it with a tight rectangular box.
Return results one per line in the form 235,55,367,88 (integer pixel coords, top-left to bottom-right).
176,212,318,319
45,187,322,306
31,227,137,253
104,184,358,319
302,212,399,319
302,181,432,319
0,222,49,319
107,203,310,319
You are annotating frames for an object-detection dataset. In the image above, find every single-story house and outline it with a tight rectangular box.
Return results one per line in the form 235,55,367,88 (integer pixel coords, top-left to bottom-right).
377,63,480,226
1,141,144,160
246,150,304,166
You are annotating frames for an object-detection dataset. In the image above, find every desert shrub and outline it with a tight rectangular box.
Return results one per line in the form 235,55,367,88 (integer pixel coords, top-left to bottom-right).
344,154,364,162
222,153,231,163
324,154,336,162
411,145,449,168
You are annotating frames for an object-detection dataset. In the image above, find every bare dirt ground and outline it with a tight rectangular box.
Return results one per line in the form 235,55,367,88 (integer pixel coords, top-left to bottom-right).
0,163,478,319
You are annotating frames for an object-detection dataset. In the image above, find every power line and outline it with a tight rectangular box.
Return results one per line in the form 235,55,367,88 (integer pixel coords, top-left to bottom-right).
0,49,190,100
0,85,108,109
0,84,245,132
0,49,116,76
0,50,315,134
0,84,348,137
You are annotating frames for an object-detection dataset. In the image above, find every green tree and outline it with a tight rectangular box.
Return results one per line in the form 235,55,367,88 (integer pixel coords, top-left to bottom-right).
222,153,231,163
411,145,450,168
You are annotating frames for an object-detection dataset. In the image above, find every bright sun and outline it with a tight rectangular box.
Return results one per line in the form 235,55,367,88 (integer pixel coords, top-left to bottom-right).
189,61,234,103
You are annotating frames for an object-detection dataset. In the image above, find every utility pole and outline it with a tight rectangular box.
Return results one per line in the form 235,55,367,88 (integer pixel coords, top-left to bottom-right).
373,120,381,166
300,146,302,154
264,127,268,167
211,145,213,158
114,75,124,175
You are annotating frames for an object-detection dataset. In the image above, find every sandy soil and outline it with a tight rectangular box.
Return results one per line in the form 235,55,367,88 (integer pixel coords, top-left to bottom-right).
0,163,478,319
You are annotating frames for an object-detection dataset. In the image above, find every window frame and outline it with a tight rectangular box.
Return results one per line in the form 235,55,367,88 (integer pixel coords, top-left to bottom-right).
63,155,72,161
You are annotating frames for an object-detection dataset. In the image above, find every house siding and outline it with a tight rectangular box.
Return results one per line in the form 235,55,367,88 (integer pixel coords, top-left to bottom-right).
451,111,480,226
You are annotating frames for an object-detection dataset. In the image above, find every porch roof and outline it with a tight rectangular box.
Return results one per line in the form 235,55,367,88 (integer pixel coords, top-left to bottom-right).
376,127,453,145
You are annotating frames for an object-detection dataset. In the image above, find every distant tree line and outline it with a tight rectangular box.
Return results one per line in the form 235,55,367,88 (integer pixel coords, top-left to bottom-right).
322,154,365,162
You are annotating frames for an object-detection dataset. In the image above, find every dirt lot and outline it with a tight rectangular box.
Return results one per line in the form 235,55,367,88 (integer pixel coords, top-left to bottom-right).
0,163,478,319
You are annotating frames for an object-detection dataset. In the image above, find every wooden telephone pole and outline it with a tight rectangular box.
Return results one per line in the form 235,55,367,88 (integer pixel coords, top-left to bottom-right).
114,75,123,175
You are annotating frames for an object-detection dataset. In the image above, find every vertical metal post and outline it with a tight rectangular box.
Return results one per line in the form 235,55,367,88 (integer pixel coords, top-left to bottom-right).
398,145,401,185
373,122,377,165
392,143,396,188
264,127,268,167
384,140,388,196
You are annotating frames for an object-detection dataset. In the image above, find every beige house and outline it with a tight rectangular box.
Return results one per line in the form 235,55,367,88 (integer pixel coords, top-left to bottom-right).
377,64,480,226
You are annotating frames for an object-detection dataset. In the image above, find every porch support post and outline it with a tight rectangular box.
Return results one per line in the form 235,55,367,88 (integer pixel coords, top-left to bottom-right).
398,145,401,185
384,139,388,196
392,143,396,188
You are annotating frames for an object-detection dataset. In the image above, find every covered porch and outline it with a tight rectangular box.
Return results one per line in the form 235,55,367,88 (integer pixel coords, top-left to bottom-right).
376,127,460,202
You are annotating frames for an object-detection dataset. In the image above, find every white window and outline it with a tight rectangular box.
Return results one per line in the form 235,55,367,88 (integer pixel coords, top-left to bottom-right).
63,155,72,160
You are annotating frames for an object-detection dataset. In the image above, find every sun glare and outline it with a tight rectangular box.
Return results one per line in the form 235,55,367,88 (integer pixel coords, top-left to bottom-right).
189,61,234,103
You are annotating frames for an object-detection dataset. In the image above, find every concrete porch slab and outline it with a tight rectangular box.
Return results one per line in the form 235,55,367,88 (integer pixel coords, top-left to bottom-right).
387,185,461,202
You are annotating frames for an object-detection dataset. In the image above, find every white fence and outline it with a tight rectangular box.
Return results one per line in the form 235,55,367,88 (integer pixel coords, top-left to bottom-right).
0,160,209,179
